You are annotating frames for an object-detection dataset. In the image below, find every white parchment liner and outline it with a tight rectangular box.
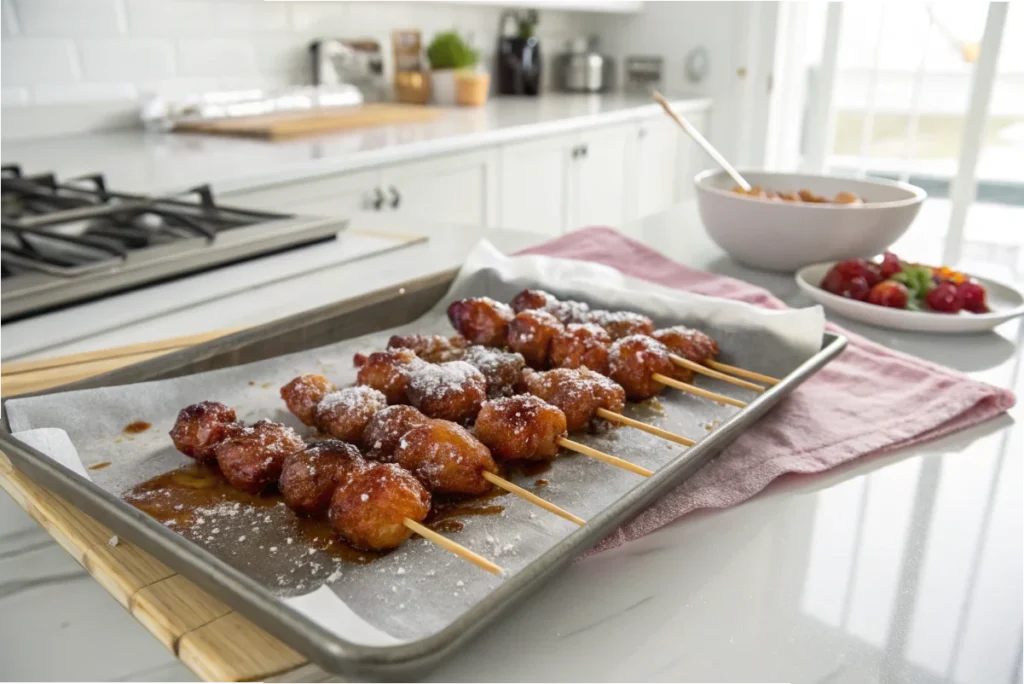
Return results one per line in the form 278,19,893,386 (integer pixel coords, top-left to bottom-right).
6,241,825,646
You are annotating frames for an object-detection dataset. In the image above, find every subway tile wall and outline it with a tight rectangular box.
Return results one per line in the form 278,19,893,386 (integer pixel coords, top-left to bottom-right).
0,0,587,108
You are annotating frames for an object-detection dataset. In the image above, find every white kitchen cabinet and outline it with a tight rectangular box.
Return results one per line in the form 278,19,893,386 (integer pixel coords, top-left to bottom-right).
497,135,572,235
221,170,379,216
381,149,497,228
572,124,630,229
631,117,680,220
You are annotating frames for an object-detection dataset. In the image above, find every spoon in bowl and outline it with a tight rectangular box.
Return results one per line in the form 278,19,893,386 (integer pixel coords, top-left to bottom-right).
652,91,751,192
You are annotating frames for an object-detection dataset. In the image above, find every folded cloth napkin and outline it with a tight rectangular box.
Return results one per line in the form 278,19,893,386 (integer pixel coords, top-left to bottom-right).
518,227,1017,554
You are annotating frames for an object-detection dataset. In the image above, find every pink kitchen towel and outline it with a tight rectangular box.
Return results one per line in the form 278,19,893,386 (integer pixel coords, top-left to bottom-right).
518,227,1017,554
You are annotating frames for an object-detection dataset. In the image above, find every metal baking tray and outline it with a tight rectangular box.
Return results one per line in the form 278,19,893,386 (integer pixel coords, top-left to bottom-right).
1,268,847,680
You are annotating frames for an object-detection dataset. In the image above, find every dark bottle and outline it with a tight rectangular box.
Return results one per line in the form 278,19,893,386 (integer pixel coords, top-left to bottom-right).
496,10,541,96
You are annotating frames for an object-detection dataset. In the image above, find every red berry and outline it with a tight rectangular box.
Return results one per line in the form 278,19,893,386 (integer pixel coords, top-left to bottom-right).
833,259,882,287
847,276,871,301
957,281,989,314
925,282,963,313
820,266,847,295
879,252,902,278
867,280,909,309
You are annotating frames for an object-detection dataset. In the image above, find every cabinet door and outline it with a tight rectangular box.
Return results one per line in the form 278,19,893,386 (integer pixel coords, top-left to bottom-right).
633,117,680,219
221,170,379,216
497,135,573,235
382,149,496,227
573,124,630,229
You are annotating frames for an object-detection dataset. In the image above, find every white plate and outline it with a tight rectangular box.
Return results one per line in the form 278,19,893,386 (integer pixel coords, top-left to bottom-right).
795,262,1024,333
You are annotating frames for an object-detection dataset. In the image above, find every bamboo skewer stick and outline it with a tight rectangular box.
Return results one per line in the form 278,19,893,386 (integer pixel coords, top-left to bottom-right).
651,373,748,408
595,408,695,447
669,355,766,393
557,437,653,477
704,360,781,386
403,518,503,576
482,471,585,526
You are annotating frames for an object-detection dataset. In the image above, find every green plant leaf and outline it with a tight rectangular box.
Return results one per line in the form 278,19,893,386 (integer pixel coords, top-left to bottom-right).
427,31,478,70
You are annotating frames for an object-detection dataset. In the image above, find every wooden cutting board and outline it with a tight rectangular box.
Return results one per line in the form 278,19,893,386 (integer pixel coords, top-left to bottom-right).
174,103,443,140
0,330,335,682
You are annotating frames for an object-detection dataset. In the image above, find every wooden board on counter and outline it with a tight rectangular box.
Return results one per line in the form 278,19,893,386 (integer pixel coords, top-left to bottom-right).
174,103,442,140
0,332,335,682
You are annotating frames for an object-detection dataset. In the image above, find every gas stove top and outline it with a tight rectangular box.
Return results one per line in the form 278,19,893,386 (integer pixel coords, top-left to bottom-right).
1,165,345,321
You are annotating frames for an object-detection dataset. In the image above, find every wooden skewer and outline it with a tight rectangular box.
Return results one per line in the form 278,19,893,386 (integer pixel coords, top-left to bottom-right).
651,373,748,408
669,355,766,393
595,407,695,447
403,518,503,576
705,360,781,386
557,437,653,477
482,471,585,526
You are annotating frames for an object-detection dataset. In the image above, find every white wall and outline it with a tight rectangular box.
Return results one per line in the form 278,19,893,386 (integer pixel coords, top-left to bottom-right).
0,0,588,108
583,1,773,163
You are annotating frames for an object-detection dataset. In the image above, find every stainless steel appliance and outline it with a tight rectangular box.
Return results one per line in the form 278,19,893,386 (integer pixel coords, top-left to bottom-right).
0,166,345,321
309,38,387,102
554,37,614,93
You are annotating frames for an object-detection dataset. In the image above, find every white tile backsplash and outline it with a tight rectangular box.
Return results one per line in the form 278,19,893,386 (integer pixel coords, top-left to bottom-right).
32,81,137,104
79,38,175,81
13,0,125,37
2,39,79,85
175,38,259,78
2,0,597,113
123,0,217,35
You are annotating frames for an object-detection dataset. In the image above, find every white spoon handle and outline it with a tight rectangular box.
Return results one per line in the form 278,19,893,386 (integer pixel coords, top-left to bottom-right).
653,91,752,192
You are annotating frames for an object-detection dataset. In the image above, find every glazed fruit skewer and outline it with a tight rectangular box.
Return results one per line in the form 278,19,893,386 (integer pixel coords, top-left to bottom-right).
282,377,588,526
169,401,504,575
349,350,660,477
383,335,697,448
447,296,750,409
507,289,781,387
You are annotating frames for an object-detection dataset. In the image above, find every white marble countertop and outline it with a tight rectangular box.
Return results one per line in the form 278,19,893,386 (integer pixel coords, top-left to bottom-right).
0,93,710,196
2,204,1021,682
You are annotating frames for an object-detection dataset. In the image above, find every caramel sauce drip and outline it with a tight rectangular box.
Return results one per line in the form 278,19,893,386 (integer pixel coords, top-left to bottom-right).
123,421,151,434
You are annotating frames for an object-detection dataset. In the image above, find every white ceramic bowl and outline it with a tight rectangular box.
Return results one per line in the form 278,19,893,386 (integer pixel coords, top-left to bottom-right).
796,261,1024,333
695,169,926,272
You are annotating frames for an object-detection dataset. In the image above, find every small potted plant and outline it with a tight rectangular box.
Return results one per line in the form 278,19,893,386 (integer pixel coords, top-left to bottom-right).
427,31,480,106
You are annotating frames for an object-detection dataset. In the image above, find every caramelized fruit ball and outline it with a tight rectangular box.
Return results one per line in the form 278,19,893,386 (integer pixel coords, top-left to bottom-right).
280,440,363,516
405,361,487,424
387,334,467,363
608,335,675,400
652,326,719,363
446,297,514,347
329,462,430,551
393,419,498,495
549,323,612,374
510,289,557,313
523,367,626,432
506,309,565,369
314,386,388,444
169,401,240,461
280,374,335,426
462,345,526,398
213,420,305,493
356,348,422,405
475,395,567,461
363,405,430,461
586,310,655,340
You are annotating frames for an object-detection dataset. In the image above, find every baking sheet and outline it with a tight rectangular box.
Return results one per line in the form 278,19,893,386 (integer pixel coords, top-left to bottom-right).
5,240,825,647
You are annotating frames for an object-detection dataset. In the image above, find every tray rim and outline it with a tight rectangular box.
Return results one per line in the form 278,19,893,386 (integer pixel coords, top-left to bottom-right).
0,272,848,679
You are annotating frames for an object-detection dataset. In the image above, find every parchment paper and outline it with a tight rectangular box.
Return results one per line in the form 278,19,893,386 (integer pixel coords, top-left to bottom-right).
5,240,825,646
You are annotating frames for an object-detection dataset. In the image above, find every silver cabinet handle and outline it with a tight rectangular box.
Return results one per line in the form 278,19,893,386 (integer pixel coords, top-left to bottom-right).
372,187,385,211
389,185,400,209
